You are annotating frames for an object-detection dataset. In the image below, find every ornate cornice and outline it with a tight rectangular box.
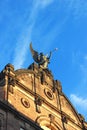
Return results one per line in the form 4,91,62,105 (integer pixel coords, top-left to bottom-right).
0,100,42,130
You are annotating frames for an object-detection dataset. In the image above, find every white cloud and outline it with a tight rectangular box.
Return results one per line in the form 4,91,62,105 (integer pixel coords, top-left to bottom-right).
13,43,28,69
70,94,87,111
84,55,87,60
72,52,87,88
61,0,87,19
12,0,87,69
37,0,53,8
12,0,54,69
73,0,87,18
70,94,87,120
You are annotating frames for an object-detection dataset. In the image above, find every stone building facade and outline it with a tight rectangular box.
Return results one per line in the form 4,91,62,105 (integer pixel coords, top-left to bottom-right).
0,63,87,130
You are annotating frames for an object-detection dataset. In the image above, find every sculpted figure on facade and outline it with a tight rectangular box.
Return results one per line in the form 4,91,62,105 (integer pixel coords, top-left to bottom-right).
30,43,57,69
30,43,52,69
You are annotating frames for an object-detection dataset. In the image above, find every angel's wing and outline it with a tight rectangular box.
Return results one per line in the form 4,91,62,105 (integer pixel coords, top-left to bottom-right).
30,42,40,63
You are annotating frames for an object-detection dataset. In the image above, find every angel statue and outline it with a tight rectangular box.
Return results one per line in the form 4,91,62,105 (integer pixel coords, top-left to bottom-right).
30,43,52,69
30,43,58,69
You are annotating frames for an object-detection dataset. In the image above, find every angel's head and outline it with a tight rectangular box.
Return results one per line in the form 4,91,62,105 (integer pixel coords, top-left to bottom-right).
40,52,44,56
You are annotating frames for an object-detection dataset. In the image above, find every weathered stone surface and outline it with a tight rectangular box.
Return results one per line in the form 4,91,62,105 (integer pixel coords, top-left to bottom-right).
0,63,87,130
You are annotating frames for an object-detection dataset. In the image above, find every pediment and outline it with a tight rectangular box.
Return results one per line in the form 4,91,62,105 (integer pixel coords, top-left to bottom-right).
14,68,82,126
60,93,81,124
15,69,35,91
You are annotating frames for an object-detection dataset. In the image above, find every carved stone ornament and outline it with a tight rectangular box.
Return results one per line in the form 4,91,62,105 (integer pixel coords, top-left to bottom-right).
53,80,62,94
49,114,55,123
9,85,14,94
8,77,15,86
44,88,54,100
35,96,43,106
21,98,30,108
35,96,43,113
62,115,68,124
78,114,85,122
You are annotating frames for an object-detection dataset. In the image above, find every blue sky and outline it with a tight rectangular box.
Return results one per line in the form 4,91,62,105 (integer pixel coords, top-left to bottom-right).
0,0,87,121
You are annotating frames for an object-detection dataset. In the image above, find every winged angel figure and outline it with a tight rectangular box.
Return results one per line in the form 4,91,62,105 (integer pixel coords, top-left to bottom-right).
30,43,52,69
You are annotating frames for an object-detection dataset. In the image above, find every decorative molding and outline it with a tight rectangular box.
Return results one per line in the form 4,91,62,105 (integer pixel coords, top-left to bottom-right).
35,96,43,113
53,80,62,94
44,88,54,100
49,114,55,124
8,85,14,94
62,114,68,124
21,98,30,108
78,114,85,123
8,77,15,86
35,96,43,106
0,101,42,130
36,115,62,130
